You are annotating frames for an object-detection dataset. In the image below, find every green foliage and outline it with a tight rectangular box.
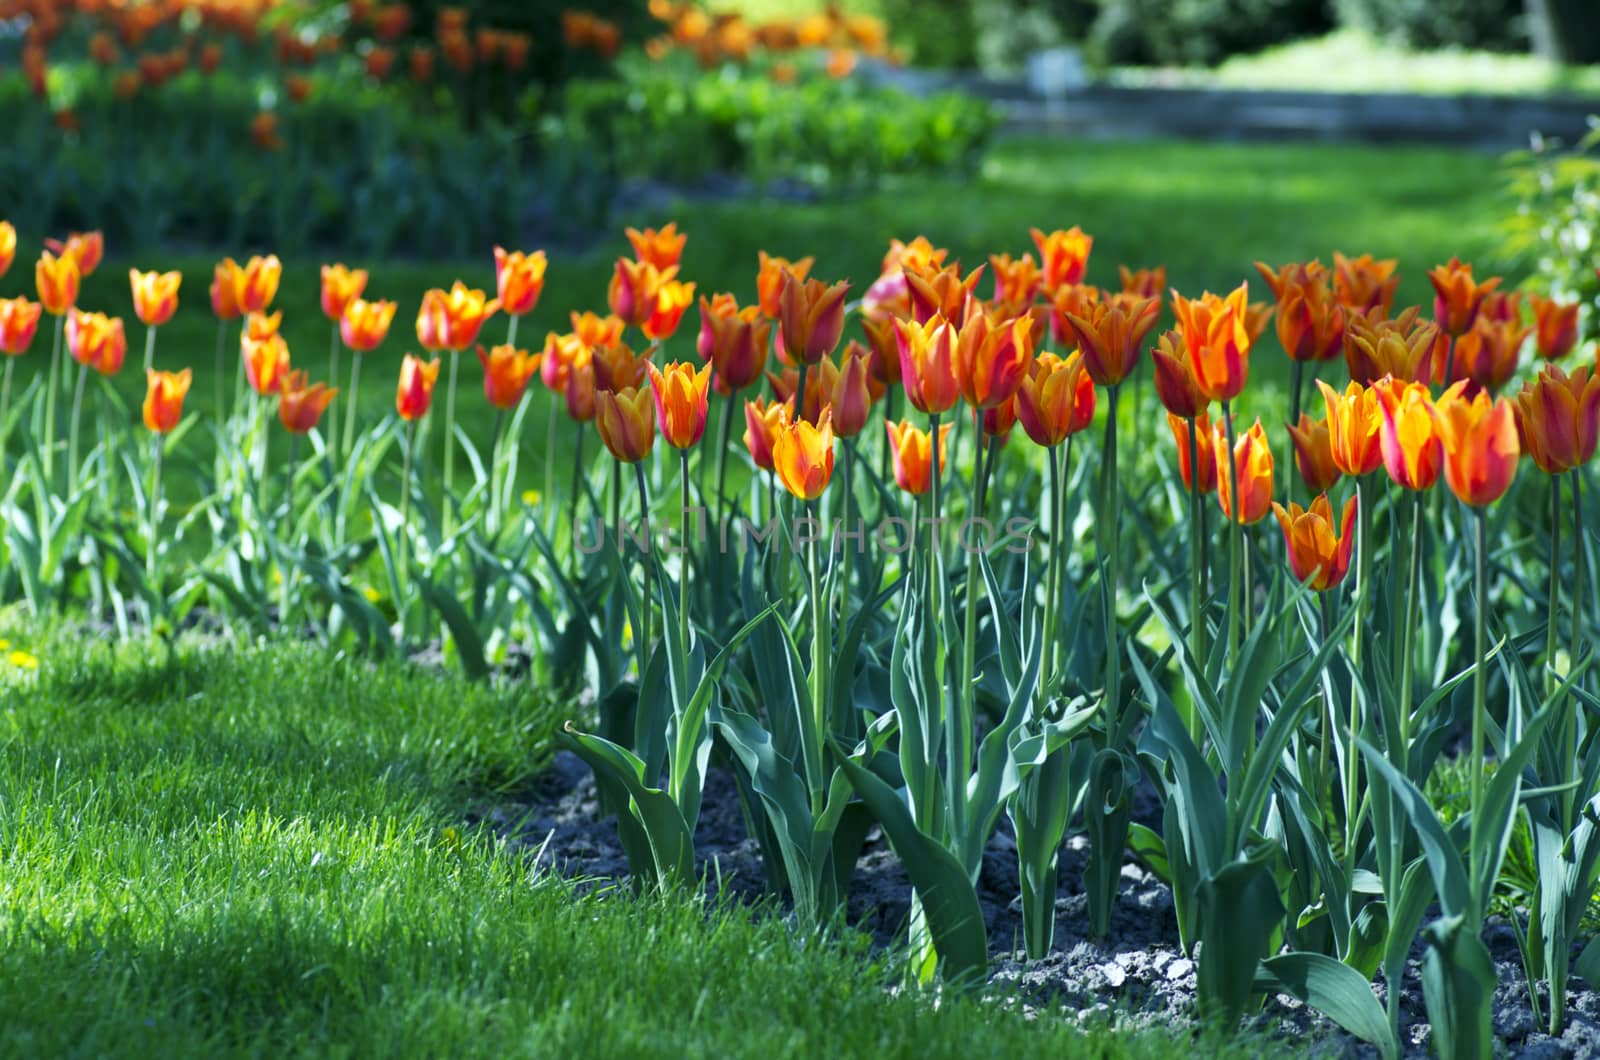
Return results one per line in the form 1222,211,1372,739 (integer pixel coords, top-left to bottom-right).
1334,0,1526,52
1091,0,1334,67
1502,124,1600,327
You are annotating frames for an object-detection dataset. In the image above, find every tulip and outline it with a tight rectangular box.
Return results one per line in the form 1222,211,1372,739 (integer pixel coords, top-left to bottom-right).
895,315,959,415
245,311,284,343
1215,418,1273,525
1447,316,1530,393
698,293,770,393
1030,226,1092,294
340,298,397,353
564,359,597,422
478,344,539,411
595,385,657,464
905,264,982,329
1428,257,1500,337
1260,264,1344,364
860,315,902,386
0,220,15,277
1287,412,1341,494
954,310,1034,409
608,258,670,329
1374,378,1444,491
1016,351,1096,448
1168,412,1219,493
1513,364,1600,475
1345,308,1439,386
1062,295,1160,388
988,252,1041,309
416,281,500,352
592,341,649,392
278,371,337,434
1272,494,1358,591
1528,293,1580,360
980,396,1018,442
242,333,291,396
1316,379,1384,477
493,247,548,318
744,396,791,472
67,310,126,376
236,254,282,314
1426,383,1517,512
647,361,712,449
211,258,244,321
0,297,43,355
756,251,814,318
396,355,440,421
1332,252,1399,316
46,231,103,277
773,408,836,500
643,279,696,342
625,223,687,272
1118,264,1167,299
885,419,951,496
1151,330,1207,418
143,368,191,434
779,272,849,365
130,269,181,328
320,264,368,322
825,347,875,438
1172,284,1254,403
36,251,80,316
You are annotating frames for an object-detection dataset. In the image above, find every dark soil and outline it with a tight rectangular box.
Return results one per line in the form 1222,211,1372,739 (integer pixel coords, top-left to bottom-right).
476,751,1600,1059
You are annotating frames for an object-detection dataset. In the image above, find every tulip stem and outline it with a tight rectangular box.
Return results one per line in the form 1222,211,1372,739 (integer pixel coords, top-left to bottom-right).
326,325,341,462
147,435,163,584
0,357,12,454
679,450,691,659
544,393,558,531
1572,470,1586,688
399,420,416,609
632,461,654,677
956,430,992,835
1547,477,1563,699
1346,474,1372,862
342,354,363,462
1469,504,1488,919
281,434,299,635
213,320,228,425
1186,414,1205,741
1398,490,1423,767
808,496,828,814
1101,383,1122,721
1043,440,1064,689
1223,401,1241,662
840,438,856,619
68,362,88,496
143,324,157,376
44,313,62,482
488,410,505,537
443,351,460,537
714,396,735,544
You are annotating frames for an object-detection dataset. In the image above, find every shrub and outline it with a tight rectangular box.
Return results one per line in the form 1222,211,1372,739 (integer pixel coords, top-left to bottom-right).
1334,0,1527,52
1089,0,1334,67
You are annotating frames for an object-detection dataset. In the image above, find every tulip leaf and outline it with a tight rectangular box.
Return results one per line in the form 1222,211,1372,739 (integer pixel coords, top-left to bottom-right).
1256,953,1397,1060
1420,915,1497,1060
419,577,489,681
560,722,695,890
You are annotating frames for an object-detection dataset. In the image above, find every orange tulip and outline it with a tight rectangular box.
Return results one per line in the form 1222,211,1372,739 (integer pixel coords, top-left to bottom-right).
905,263,982,329
1016,350,1095,448
1151,330,1207,418
417,281,500,352
1118,264,1166,299
1332,252,1399,316
643,279,696,342
0,220,14,277
0,297,43,355
1030,226,1092,294
320,264,368,322
66,310,127,376
980,396,1018,441
1287,412,1341,493
477,344,539,410
245,310,284,343
1513,363,1600,475
36,251,80,316
954,310,1034,408
1257,262,1344,363
130,269,182,327
1273,494,1358,591
885,419,952,496
1215,418,1274,525
1434,381,1519,506
242,333,290,395
595,385,657,463
337,298,395,353
779,272,849,365
278,371,337,434
860,315,902,385
1528,293,1580,360
625,223,686,272
1448,316,1530,393
143,368,191,433
744,396,791,471
647,361,712,449
493,246,548,317
1316,379,1384,477
1428,257,1501,337
46,231,103,277
1253,260,1327,302
592,341,649,392
1172,284,1254,403
697,293,770,393
608,258,671,329
756,251,814,318
988,252,1041,309
824,347,874,437
1374,378,1444,491
895,315,960,415
396,355,440,421
564,358,597,422
1062,295,1160,388
1345,308,1440,386
211,258,244,320
1168,412,1219,494
236,254,282,314
773,408,836,500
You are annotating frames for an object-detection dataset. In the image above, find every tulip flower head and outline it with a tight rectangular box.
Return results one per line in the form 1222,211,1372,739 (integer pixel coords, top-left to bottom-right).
698,293,770,394
756,251,814,318
1434,381,1520,506
242,332,291,395
1030,226,1092,294
955,309,1035,409
66,310,127,376
130,269,182,327
1287,412,1342,494
278,372,337,434
1118,264,1167,299
905,263,982,329
564,359,597,422
36,250,81,316
988,252,1042,309
744,396,791,472
647,360,712,449
1256,262,1344,363
0,220,15,277
1273,494,1358,591
143,368,192,433
1528,293,1580,360
625,223,686,272
1063,294,1160,388
339,298,397,353
417,282,500,352
1332,252,1399,316
1374,377,1444,491
1016,350,1096,448
0,297,43,355
236,254,282,314
1168,412,1219,494
779,272,849,365
825,347,874,437
895,315,960,415
493,247,548,317
594,385,657,463
1513,363,1600,475
885,418,952,496
1151,330,1207,418
592,341,649,392
773,408,836,500
396,355,441,421
320,264,369,322
46,231,103,277
1316,379,1384,477
1345,308,1440,386
477,344,539,410
1172,284,1254,403
643,279,696,342
608,258,671,329
211,258,244,320
860,315,902,386
1446,315,1529,393
1428,257,1501,337
1215,418,1274,524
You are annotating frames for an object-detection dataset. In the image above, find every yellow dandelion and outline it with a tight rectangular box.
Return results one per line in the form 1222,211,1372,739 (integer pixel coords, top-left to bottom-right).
362,586,381,603
521,489,542,507
8,650,38,670
0,638,10,651
622,618,633,649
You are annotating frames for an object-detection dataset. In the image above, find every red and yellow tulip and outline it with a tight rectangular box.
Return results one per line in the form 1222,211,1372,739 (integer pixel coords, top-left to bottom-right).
895,315,960,415
143,368,191,433
46,231,104,277
643,279,697,342
647,360,713,449
779,272,849,365
1030,226,1092,294
396,355,440,421
341,298,398,353
757,251,813,318
493,246,548,317
744,396,791,471
66,310,126,375
1062,295,1160,387
1513,363,1600,475
955,309,1035,408
1272,494,1358,591
1168,412,1219,494
320,264,368,322
1287,412,1342,494
0,220,15,277
1151,331,1207,419
130,269,182,327
477,344,539,411
886,418,952,496
698,293,770,393
1434,381,1520,506
242,332,291,395
277,371,337,434
1374,378,1444,491
0,297,43,355
417,281,500,352
1215,418,1274,524
608,258,671,329
236,254,282,314
626,223,687,272
1345,309,1439,386
36,250,80,316
1427,257,1500,337
773,408,836,500
211,258,244,321
1332,252,1399,316
1317,379,1385,477
595,385,658,463
1016,350,1096,448
1528,293,1580,360
1172,284,1254,403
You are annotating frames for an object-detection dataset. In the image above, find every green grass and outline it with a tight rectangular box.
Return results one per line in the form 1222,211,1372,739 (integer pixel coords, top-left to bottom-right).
1128,29,1600,99
0,615,1283,1057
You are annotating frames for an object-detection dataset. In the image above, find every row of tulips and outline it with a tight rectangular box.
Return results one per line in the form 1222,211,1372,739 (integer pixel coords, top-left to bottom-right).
3,212,1599,1058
